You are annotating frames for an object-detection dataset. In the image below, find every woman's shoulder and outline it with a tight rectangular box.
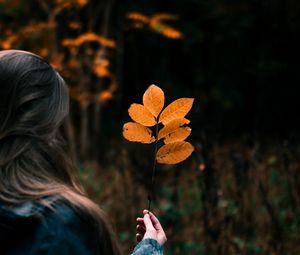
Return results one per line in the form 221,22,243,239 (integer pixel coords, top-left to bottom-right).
0,196,99,254
0,196,56,218
0,196,84,224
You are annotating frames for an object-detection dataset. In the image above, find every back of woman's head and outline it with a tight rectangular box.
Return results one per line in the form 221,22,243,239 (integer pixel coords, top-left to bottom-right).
0,50,68,140
0,50,74,197
0,50,121,254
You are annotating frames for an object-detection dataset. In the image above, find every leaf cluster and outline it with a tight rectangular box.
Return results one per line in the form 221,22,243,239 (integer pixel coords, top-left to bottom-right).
123,84,194,164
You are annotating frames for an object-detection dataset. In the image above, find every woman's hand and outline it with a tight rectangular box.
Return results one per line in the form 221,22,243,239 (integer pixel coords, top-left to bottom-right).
135,210,167,246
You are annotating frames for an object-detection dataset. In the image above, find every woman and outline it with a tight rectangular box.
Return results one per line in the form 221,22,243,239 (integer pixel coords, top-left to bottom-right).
0,50,167,254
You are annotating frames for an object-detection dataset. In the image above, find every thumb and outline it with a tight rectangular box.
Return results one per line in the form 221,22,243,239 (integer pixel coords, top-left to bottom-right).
143,213,155,231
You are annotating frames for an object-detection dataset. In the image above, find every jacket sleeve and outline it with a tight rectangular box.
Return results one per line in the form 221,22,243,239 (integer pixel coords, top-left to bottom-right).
131,239,164,255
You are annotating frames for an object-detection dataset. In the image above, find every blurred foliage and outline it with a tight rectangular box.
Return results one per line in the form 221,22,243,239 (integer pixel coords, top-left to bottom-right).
78,139,300,254
1,0,300,254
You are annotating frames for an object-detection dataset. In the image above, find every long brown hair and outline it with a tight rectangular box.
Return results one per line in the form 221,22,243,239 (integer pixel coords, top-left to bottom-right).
0,50,122,254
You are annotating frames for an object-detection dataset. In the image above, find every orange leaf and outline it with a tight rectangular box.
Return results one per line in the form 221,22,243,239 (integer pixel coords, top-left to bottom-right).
151,13,180,22
69,21,81,30
126,12,149,23
160,26,183,39
159,98,194,125
123,122,155,144
93,64,111,77
163,127,191,144
128,103,156,127
158,118,190,140
77,0,88,7
98,90,113,103
156,141,194,164
143,84,165,118
62,32,116,49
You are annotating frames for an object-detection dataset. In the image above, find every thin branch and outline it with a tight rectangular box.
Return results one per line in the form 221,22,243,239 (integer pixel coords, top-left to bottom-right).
148,122,159,210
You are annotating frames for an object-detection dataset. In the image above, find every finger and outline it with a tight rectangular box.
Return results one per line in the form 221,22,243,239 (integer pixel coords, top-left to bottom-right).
143,210,163,231
136,233,143,242
136,218,145,229
136,224,146,234
137,230,145,237
136,229,145,237
136,224,145,231
136,217,144,223
150,213,163,230
143,213,155,231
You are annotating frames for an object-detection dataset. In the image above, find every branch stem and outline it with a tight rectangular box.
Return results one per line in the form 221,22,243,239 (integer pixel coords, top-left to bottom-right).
148,122,159,210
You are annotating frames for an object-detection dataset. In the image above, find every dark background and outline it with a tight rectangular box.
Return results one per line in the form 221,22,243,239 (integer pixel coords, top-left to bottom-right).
122,0,300,138
1,0,300,254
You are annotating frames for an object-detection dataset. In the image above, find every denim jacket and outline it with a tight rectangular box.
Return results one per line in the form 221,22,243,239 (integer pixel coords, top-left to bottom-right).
0,197,163,255
132,239,163,255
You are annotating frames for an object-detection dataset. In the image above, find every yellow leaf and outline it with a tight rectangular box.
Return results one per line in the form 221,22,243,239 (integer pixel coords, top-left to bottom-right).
163,127,191,144
158,118,190,140
128,103,156,126
156,141,194,164
159,98,194,125
143,84,165,118
123,122,155,144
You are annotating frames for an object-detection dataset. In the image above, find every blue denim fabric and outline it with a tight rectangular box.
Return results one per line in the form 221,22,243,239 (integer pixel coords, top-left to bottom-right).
0,197,163,255
131,239,163,255
0,197,99,254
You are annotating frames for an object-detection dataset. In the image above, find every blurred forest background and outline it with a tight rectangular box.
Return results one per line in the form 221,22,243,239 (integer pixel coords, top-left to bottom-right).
1,0,300,254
